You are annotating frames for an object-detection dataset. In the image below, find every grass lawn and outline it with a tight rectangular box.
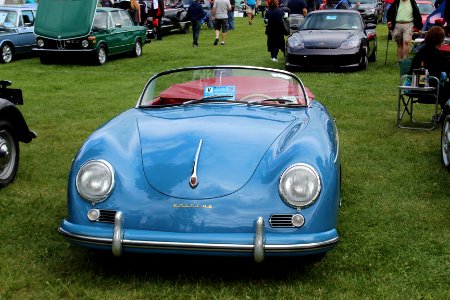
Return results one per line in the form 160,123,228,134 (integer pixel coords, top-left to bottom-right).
0,16,449,299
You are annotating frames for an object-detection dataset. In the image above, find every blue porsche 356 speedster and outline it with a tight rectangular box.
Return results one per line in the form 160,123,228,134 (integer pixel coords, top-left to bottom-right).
58,66,341,262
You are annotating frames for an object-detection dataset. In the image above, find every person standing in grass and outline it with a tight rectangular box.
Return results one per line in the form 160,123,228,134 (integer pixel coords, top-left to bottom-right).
245,0,258,24
187,0,207,47
211,0,232,45
387,0,422,63
228,0,236,30
264,0,285,61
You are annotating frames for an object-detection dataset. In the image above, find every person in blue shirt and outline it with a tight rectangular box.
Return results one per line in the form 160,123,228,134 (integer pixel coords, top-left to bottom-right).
245,0,258,25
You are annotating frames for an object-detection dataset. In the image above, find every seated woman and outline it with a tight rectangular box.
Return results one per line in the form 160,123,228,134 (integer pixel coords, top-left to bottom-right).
410,25,450,109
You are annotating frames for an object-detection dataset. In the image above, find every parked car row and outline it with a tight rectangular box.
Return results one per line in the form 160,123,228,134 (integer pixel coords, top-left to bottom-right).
0,0,192,65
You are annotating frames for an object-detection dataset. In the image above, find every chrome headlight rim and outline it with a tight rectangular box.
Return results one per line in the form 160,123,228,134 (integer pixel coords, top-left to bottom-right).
279,163,321,209
37,38,44,47
81,39,89,48
76,159,115,204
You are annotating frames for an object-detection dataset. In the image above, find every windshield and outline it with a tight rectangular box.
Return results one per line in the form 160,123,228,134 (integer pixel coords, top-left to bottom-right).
93,11,108,30
0,11,18,28
349,0,375,4
417,3,435,14
301,12,362,30
139,66,309,107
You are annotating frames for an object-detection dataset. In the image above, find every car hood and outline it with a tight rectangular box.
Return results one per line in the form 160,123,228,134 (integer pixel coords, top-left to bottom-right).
137,108,297,199
298,30,356,49
34,0,97,39
0,29,17,36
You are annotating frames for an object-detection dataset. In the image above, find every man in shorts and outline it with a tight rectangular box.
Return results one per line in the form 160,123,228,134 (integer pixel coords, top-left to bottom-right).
245,0,258,25
387,0,422,63
211,0,231,45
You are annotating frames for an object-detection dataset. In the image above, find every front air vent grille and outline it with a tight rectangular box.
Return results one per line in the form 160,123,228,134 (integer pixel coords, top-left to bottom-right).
98,209,117,223
269,214,295,228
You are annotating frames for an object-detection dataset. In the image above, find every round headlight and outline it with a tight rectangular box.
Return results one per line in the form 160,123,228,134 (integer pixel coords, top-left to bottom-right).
81,39,89,48
76,160,115,203
279,164,321,208
37,39,44,47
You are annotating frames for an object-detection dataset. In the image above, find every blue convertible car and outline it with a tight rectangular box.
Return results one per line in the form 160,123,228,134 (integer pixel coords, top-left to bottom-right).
58,66,341,262
0,4,37,63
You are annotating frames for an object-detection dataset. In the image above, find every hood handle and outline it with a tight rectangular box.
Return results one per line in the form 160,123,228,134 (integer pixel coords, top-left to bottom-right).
189,139,203,189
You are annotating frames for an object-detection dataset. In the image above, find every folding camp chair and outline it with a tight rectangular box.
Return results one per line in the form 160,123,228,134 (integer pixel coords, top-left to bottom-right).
201,14,211,30
397,58,440,130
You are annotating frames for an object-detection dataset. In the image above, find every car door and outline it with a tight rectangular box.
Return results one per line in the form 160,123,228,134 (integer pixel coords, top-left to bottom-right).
15,10,36,53
108,10,128,54
118,10,135,52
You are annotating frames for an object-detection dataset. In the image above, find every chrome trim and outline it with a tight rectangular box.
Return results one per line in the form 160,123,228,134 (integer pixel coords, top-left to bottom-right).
136,65,310,108
58,227,339,254
254,217,265,263
112,211,123,257
333,119,340,164
278,163,322,209
75,159,115,204
189,139,203,189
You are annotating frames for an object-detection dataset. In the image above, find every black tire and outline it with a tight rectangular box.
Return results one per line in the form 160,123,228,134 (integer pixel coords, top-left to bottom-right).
0,120,20,188
94,44,107,65
368,45,377,62
131,40,142,57
1,43,14,64
359,55,368,71
441,115,450,171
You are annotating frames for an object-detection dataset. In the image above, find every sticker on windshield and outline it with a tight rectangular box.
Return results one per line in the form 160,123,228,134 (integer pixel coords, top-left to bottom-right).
204,86,236,100
326,16,337,20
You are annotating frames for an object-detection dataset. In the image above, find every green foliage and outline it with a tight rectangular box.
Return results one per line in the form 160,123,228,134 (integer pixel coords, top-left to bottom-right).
0,17,449,299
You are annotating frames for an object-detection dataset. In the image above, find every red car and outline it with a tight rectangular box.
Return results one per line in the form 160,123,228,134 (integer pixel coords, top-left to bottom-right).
416,0,435,25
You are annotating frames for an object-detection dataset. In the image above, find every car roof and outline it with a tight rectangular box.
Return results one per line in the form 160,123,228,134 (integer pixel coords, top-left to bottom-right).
310,9,360,15
0,4,37,10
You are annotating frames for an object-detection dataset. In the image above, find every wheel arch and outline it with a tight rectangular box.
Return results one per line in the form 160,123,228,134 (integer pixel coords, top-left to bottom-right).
0,99,34,143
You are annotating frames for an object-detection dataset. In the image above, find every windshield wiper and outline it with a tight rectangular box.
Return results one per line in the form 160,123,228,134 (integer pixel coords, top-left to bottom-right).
246,98,295,106
182,95,235,106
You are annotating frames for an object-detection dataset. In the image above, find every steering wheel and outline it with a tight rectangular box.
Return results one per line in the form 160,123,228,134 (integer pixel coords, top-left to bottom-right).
240,93,272,102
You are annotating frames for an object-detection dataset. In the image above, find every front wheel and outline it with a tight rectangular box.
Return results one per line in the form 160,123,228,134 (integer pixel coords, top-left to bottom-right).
0,120,20,188
359,55,368,71
441,115,450,171
94,45,107,65
1,43,14,64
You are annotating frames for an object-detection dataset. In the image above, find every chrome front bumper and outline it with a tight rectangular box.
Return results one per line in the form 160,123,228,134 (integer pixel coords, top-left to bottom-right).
59,212,339,263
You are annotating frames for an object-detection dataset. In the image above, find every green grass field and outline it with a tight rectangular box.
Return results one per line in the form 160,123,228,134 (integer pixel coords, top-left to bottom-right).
1,17,449,299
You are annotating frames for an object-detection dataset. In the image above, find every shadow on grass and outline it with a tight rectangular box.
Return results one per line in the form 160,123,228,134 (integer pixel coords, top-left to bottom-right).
61,247,325,281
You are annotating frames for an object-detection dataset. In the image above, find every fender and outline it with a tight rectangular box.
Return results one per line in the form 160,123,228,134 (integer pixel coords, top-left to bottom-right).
0,98,36,143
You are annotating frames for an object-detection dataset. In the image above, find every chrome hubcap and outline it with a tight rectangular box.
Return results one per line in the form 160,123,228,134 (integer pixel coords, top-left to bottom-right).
2,45,12,63
0,132,14,178
136,43,141,56
98,48,106,64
